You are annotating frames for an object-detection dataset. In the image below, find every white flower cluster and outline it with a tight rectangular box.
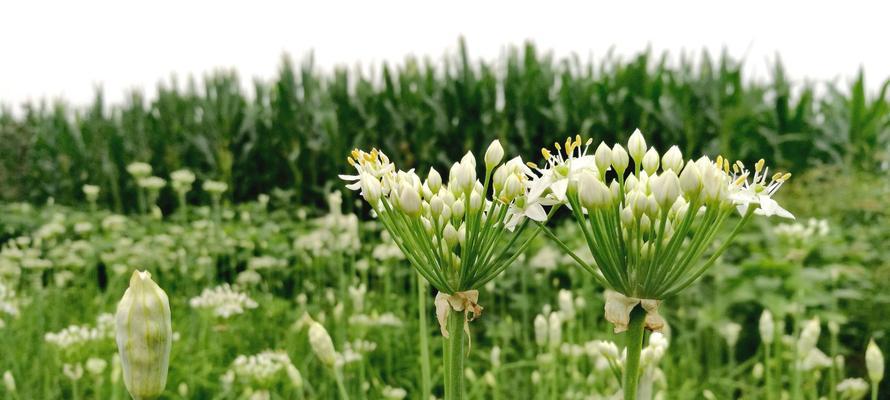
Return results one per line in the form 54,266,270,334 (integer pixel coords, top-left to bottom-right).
229,350,297,385
796,318,833,372
189,284,258,318
337,339,377,367
836,378,868,400
340,140,543,294
348,312,404,328
0,281,19,327
45,313,114,349
170,169,196,193
774,218,829,242
293,191,361,257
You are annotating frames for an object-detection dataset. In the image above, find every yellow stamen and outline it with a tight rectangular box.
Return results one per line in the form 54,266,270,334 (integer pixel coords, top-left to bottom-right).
734,175,747,185
541,148,551,159
347,156,356,166
755,159,765,173
526,161,537,168
723,159,730,173
781,173,791,181
585,138,593,146
554,142,561,151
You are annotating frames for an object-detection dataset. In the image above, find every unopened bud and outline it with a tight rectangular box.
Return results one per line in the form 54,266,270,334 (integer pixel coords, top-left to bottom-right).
115,270,172,400
627,129,647,163
661,146,683,173
309,321,337,367
866,338,884,383
484,140,505,170
642,148,660,175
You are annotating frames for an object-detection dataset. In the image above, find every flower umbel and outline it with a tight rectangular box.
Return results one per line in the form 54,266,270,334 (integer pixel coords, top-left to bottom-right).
340,141,549,313
533,130,794,309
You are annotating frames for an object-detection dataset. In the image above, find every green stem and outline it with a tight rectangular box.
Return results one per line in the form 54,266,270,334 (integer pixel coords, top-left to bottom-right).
443,310,466,400
624,305,646,400
764,343,772,400
417,274,432,400
872,382,878,400
333,368,350,400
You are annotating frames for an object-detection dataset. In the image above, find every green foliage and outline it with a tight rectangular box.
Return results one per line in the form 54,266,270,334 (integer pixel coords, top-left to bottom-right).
2,40,888,211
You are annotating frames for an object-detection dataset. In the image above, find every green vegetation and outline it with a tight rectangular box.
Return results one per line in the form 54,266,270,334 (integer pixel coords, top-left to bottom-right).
1,40,887,211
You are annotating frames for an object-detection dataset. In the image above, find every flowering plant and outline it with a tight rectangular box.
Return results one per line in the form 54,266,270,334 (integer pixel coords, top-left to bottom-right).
341,140,549,400
529,129,793,399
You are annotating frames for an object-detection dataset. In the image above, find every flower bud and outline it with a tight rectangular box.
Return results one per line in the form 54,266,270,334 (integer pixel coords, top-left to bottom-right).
452,199,465,220
443,223,459,248
866,338,884,383
797,318,821,356
679,160,702,196
652,171,681,208
661,146,683,173
759,309,774,345
534,314,548,347
492,166,508,193
427,167,442,193
611,144,629,174
642,148,660,175
502,174,523,202
3,371,15,393
360,175,382,206
548,312,562,348
309,321,337,367
399,187,421,217
469,191,483,213
594,142,612,173
115,270,172,400
286,364,304,389
430,195,444,217
627,129,647,163
578,172,611,209
484,139,505,170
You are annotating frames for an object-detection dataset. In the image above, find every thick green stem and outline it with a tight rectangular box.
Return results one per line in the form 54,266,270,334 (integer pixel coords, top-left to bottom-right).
417,275,432,400
443,310,466,400
624,305,647,400
764,343,772,400
333,368,350,400
872,382,878,400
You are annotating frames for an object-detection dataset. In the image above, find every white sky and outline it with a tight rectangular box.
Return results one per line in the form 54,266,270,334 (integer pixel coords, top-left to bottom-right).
2,0,889,107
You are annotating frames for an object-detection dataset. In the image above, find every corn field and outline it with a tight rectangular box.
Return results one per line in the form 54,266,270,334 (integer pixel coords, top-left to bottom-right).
1,41,888,211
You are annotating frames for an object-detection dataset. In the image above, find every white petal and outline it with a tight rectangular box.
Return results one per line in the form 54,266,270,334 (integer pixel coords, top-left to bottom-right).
524,203,547,222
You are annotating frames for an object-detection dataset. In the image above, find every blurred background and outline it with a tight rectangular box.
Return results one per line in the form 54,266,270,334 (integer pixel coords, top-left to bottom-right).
1,1,889,399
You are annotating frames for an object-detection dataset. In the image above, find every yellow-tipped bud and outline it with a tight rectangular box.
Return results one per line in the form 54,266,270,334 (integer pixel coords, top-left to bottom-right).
115,270,172,400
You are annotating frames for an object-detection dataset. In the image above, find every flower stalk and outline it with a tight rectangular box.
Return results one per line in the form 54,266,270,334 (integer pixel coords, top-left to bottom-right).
623,305,646,400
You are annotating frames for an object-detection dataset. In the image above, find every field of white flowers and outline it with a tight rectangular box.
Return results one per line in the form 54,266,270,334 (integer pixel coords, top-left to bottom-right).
0,132,888,400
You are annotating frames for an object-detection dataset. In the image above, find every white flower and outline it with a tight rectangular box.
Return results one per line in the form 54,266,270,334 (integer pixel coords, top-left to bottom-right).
202,180,228,195
382,385,408,399
527,135,598,204
504,196,550,231
126,162,152,178
189,284,258,318
730,159,793,219
836,378,869,400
